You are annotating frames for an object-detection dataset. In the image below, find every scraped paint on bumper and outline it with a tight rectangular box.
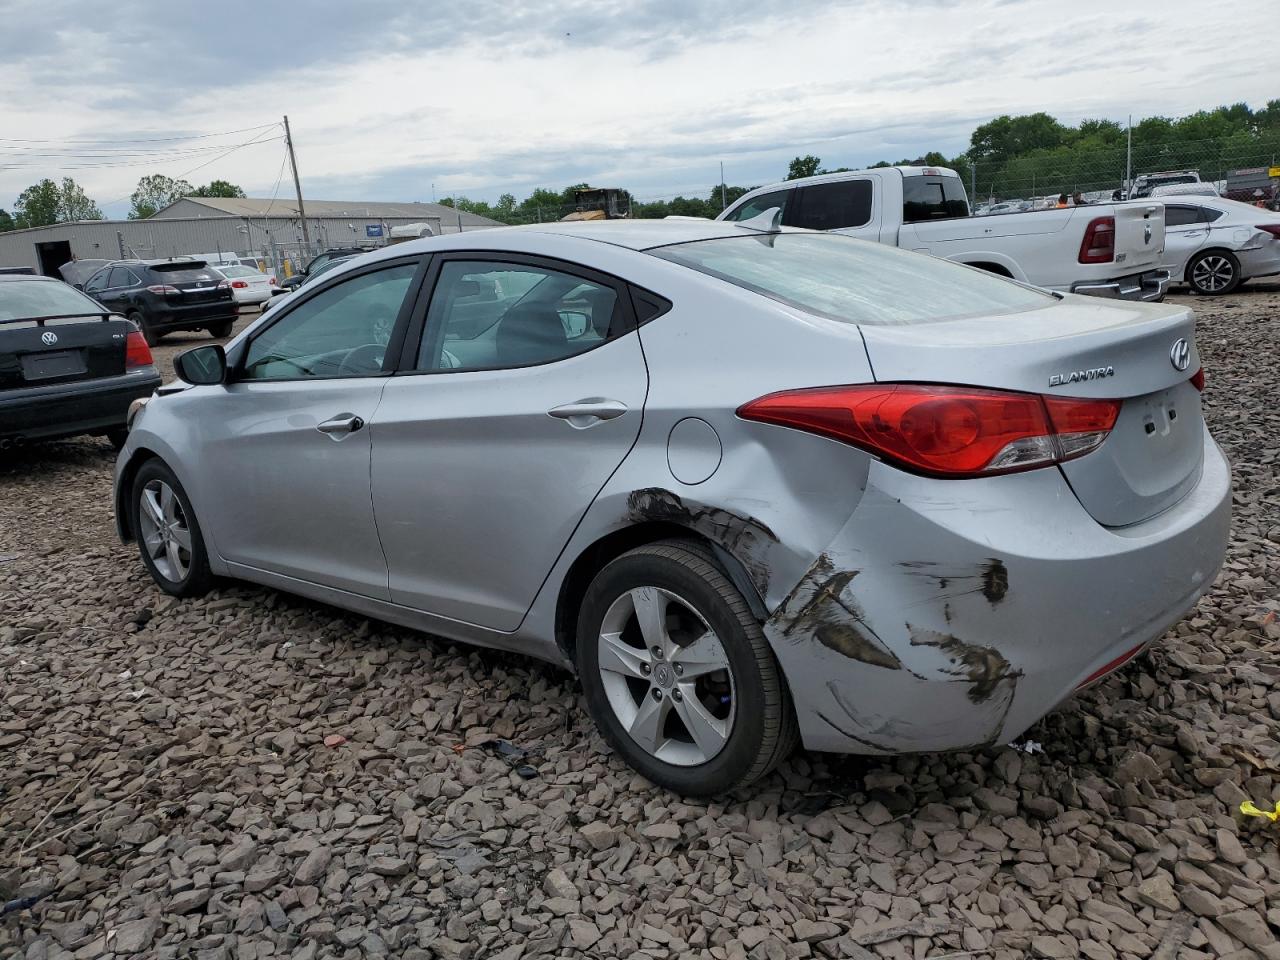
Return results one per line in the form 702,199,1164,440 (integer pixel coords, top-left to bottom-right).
765,433,1231,755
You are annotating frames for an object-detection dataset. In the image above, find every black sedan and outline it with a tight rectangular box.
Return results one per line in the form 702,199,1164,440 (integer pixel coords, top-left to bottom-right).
0,274,161,450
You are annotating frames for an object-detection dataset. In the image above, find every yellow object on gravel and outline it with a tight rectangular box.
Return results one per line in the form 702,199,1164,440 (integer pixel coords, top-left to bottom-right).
1239,800,1280,822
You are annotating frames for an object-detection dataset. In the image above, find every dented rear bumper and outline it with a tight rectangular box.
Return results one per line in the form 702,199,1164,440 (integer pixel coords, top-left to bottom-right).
765,432,1231,755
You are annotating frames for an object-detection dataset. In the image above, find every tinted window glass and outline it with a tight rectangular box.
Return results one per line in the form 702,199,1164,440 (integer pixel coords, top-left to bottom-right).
724,190,791,223
1164,206,1201,227
148,264,218,282
653,234,1051,326
242,263,416,380
83,269,109,293
108,267,137,288
0,280,107,321
418,261,618,371
1201,207,1224,223
902,176,970,222
787,180,873,230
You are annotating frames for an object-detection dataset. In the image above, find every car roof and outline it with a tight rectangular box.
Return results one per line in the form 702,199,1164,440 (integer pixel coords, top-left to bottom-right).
480,219,810,251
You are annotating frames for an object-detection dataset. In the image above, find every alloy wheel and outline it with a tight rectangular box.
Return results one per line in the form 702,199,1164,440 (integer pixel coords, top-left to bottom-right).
596,586,735,766
1192,255,1235,292
138,478,192,582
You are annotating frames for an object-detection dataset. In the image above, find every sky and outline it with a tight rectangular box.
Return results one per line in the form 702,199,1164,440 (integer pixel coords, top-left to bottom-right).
1,0,1274,219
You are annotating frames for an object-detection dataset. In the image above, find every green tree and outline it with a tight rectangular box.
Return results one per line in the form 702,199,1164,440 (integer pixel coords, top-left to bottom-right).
969,112,1066,164
58,178,103,221
129,174,195,219
190,179,246,198
786,155,822,179
0,208,15,232
14,179,62,228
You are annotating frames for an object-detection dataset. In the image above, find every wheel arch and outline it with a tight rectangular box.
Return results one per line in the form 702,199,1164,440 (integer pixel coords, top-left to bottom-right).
114,446,162,542
553,521,769,667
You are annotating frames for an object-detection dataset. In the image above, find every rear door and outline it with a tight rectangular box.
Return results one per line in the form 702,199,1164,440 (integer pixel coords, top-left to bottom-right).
370,254,648,631
1161,204,1210,277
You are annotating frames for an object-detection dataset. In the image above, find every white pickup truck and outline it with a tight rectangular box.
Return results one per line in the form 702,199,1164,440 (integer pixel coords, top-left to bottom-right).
717,166,1169,301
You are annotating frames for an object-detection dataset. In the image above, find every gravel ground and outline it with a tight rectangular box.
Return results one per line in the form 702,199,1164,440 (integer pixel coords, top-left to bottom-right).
2,286,1279,960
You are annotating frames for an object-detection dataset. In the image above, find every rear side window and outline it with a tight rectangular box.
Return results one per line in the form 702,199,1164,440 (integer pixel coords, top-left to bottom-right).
107,267,136,288
902,176,970,222
652,233,1052,326
1165,206,1201,227
1201,207,1224,223
724,189,791,223
786,180,873,230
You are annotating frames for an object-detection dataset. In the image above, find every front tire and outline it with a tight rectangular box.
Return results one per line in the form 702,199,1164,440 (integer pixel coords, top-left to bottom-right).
1187,250,1241,296
577,540,797,796
131,460,214,597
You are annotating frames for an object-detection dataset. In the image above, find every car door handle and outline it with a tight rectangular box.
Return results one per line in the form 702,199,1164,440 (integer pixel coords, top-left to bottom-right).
316,413,365,436
547,398,628,428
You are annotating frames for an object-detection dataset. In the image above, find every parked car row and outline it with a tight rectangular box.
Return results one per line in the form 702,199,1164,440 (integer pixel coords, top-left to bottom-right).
107,217,1230,795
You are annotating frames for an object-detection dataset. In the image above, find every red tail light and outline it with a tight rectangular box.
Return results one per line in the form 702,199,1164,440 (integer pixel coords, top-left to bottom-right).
231,280,249,289
1255,224,1280,239
738,384,1121,478
268,276,278,285
216,279,231,289
1190,367,1205,391
125,330,153,369
1078,216,1116,263
146,284,179,294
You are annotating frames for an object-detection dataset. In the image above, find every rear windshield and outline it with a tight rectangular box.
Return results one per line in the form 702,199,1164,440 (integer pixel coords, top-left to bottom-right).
0,280,106,321
218,265,256,277
902,176,970,222
651,233,1053,326
149,264,218,282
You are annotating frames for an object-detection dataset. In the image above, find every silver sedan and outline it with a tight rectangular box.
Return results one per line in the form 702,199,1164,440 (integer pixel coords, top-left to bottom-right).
114,218,1230,795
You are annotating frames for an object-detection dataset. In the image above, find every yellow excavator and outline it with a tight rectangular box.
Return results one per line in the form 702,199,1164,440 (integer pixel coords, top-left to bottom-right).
560,188,631,221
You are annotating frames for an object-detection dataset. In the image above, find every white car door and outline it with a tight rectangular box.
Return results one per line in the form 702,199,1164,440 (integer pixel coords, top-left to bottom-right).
1161,204,1210,280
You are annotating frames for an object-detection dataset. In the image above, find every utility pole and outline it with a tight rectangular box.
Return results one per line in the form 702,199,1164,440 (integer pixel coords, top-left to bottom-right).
283,115,311,250
720,162,727,211
1125,114,1133,199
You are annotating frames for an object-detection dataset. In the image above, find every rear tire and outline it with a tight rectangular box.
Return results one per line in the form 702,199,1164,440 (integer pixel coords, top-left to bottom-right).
576,540,797,796
130,311,159,347
130,459,214,598
208,320,234,339
1186,250,1241,296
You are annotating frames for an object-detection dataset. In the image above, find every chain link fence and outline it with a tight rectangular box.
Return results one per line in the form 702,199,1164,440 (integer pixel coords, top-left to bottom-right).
969,135,1280,209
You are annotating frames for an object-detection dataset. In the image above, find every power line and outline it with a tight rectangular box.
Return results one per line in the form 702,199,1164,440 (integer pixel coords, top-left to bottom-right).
0,139,285,171
0,122,281,146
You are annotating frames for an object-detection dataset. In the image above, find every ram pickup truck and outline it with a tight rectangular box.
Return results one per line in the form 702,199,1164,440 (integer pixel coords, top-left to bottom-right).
718,166,1169,301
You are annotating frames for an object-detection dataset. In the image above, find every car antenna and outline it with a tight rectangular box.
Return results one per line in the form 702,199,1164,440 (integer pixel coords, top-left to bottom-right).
732,207,783,233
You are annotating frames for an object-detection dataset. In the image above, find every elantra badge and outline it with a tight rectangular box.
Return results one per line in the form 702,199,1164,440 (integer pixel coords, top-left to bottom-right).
1049,366,1114,387
1169,338,1191,372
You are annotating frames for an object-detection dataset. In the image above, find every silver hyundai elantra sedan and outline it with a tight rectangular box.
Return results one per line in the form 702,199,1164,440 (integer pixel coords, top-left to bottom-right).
114,217,1230,795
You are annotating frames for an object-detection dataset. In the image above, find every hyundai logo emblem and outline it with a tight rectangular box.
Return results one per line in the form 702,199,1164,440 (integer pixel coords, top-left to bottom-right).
40,331,58,345
1169,338,1191,372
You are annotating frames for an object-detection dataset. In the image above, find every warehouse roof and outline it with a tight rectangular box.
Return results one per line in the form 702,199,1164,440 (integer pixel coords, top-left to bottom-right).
154,196,502,226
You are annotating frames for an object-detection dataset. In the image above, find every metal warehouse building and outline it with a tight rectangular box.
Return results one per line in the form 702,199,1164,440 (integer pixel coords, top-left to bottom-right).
0,197,502,278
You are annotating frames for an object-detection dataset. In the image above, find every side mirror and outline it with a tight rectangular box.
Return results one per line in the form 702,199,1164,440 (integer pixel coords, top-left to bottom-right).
174,344,227,385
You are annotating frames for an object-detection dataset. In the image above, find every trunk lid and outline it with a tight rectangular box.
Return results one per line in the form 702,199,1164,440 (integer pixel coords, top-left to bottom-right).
859,297,1204,526
1,314,131,391
151,262,231,306
1110,202,1165,271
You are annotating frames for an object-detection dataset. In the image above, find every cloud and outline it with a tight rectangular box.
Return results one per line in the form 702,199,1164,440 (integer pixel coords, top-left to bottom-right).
1,0,1274,214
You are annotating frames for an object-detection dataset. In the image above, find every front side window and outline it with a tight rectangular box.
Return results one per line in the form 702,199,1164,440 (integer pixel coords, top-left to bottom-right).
787,180,873,230
83,269,109,293
723,189,791,223
902,176,970,222
652,233,1052,326
241,263,416,380
417,261,618,371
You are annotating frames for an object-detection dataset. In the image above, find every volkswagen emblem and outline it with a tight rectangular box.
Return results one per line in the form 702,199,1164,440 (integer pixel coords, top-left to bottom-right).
1169,338,1191,372
40,331,58,346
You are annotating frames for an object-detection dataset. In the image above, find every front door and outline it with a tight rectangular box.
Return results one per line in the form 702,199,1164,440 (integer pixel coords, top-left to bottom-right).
196,258,423,598
1162,204,1210,278
371,254,648,631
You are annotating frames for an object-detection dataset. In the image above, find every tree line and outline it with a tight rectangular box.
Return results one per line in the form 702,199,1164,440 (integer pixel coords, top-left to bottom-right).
4,100,1278,232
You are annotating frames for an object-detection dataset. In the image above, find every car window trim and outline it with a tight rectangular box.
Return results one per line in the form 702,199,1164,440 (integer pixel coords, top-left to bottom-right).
227,254,430,385
394,250,640,377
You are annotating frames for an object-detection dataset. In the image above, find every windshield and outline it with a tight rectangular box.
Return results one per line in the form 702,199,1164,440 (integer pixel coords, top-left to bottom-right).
0,279,107,321
651,233,1053,326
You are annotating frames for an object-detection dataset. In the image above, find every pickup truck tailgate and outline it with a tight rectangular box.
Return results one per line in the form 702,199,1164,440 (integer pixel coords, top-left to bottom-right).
1113,203,1164,271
